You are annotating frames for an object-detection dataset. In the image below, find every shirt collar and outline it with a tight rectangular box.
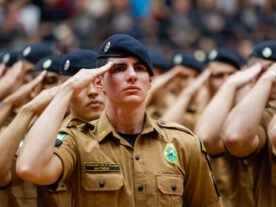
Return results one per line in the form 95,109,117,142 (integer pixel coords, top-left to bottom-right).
95,111,156,143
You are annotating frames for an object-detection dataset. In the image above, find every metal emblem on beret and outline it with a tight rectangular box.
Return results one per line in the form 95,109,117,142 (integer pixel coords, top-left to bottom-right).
164,143,178,164
209,50,218,60
104,41,111,53
174,54,182,65
64,60,70,71
194,50,206,62
3,53,10,64
43,59,52,69
23,46,31,57
262,47,272,58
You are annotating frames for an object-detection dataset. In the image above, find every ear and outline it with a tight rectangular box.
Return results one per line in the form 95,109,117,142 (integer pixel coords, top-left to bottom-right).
94,76,105,92
148,76,152,89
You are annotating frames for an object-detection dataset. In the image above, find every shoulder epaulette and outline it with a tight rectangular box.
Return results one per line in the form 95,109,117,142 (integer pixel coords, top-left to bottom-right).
157,120,194,136
66,117,95,129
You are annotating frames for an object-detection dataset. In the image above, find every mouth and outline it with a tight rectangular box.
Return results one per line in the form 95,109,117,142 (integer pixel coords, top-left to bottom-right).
87,100,103,108
124,85,140,92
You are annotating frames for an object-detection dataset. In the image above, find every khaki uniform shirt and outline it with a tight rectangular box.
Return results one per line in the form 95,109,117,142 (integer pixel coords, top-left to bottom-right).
210,154,254,207
244,101,276,206
54,112,222,207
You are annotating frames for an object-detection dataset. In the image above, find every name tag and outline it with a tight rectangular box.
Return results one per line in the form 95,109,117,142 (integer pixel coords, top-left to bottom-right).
84,162,121,172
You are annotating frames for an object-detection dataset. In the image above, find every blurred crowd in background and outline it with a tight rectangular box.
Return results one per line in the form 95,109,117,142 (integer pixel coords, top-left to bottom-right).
1,0,276,61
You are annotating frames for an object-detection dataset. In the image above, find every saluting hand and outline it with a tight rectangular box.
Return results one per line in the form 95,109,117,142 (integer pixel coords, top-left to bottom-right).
261,62,276,83
5,71,47,108
225,62,262,88
181,69,211,97
62,61,114,97
23,86,60,115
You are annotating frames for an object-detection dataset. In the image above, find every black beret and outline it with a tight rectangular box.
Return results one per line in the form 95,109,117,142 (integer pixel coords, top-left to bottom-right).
96,34,154,76
20,43,53,64
60,49,97,76
34,54,64,73
172,51,203,73
251,41,276,61
208,48,242,70
148,50,171,72
0,50,20,67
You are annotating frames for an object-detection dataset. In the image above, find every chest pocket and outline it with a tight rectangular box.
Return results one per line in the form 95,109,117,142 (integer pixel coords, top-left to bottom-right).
156,174,184,207
81,172,124,207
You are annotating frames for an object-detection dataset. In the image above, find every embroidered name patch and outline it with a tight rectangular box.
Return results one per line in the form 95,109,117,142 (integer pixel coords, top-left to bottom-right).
84,162,121,172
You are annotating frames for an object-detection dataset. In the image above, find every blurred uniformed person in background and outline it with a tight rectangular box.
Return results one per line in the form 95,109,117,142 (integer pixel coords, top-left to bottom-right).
0,50,20,101
223,41,276,207
17,34,222,207
0,43,54,130
0,54,65,207
146,51,202,121
147,49,171,77
59,49,105,123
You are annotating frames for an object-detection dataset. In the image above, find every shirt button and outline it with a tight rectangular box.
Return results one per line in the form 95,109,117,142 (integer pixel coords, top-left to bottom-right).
135,155,140,160
138,185,144,191
172,185,177,191
99,181,105,188
61,183,65,188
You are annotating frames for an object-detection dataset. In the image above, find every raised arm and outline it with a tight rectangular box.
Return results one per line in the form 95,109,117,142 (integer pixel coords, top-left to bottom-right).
16,62,113,185
222,63,276,157
162,69,210,124
0,71,46,128
0,62,23,101
0,86,59,187
195,64,262,155
146,67,184,106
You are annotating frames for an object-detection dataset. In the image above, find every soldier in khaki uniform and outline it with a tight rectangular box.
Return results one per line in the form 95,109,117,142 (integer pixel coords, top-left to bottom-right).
195,62,263,207
0,54,66,207
223,41,276,206
148,51,203,130
17,34,222,207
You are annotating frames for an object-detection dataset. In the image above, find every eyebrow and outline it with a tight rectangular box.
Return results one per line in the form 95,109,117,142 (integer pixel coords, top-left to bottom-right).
112,62,144,67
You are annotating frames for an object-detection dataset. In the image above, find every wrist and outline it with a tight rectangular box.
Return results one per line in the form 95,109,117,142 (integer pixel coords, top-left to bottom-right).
20,104,35,117
2,97,13,109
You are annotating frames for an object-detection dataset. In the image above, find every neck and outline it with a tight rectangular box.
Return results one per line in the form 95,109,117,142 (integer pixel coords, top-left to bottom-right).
105,102,146,134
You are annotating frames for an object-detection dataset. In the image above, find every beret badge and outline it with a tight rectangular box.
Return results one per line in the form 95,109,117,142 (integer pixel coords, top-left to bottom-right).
3,53,10,64
64,60,70,71
262,47,272,58
23,46,31,57
104,42,111,53
43,59,52,69
174,54,182,65
209,50,218,60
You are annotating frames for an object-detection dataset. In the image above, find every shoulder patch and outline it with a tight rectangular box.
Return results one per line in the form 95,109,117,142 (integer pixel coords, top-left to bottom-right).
55,133,68,147
157,120,194,136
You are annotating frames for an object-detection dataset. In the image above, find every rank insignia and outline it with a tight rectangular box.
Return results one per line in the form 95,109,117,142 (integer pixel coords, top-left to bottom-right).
164,143,178,163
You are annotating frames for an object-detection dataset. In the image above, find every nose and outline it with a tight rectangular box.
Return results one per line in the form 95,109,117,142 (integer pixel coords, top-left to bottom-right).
88,83,98,98
126,66,137,84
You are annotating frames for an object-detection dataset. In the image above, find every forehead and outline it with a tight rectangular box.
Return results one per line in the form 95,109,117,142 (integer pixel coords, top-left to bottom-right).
173,65,199,76
256,58,275,67
22,60,35,70
108,56,142,64
209,61,237,73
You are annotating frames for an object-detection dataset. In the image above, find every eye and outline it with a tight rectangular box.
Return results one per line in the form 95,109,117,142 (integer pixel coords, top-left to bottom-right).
43,77,58,84
181,74,189,80
111,65,125,73
212,73,224,79
135,65,147,72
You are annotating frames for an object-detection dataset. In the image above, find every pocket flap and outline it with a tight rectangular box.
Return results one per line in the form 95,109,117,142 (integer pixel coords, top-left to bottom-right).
156,174,183,196
82,173,124,191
